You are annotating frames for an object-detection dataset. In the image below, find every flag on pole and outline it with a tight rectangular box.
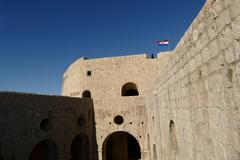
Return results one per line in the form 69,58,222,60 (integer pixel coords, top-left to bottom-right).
156,40,169,46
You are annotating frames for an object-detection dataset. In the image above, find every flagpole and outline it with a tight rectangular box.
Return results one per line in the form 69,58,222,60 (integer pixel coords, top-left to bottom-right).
168,40,170,51
167,35,170,51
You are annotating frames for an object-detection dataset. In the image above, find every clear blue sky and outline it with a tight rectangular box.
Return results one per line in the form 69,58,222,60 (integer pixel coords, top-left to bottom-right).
0,0,205,95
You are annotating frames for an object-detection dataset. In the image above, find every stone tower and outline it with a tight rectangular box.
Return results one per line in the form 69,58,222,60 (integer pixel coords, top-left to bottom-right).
62,53,171,160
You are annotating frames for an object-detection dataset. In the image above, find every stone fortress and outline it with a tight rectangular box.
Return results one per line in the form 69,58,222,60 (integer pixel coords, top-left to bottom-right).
0,0,240,159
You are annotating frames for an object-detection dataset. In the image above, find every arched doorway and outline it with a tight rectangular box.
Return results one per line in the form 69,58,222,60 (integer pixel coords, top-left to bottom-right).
71,134,89,160
29,139,58,160
102,131,141,160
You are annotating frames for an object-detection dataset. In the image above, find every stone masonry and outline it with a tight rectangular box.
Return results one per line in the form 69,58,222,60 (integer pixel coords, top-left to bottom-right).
147,0,240,159
0,0,239,159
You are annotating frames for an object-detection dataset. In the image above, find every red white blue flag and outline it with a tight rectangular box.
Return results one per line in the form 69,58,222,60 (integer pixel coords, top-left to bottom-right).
156,40,169,46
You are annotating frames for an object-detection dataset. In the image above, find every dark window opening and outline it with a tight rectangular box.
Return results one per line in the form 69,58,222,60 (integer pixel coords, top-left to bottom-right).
77,117,85,128
87,71,91,76
40,119,52,132
121,82,139,96
29,139,58,160
114,115,124,125
82,90,91,98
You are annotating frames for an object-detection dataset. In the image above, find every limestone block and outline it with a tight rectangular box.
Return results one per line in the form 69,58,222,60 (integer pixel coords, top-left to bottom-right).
199,32,210,49
209,39,220,58
216,8,231,33
211,0,226,18
224,45,237,64
225,145,240,160
194,53,202,67
207,22,218,41
201,46,211,64
207,53,224,76
224,0,231,6
233,40,240,61
189,59,196,73
214,143,227,160
231,15,240,41
193,28,199,42
218,25,233,51
228,0,240,19
195,40,203,54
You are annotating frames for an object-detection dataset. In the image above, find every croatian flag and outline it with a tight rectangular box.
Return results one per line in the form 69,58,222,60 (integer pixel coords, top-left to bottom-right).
156,40,169,46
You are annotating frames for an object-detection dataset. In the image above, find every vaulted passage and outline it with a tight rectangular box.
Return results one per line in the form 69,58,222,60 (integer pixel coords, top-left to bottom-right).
71,134,89,160
29,139,58,160
102,131,141,160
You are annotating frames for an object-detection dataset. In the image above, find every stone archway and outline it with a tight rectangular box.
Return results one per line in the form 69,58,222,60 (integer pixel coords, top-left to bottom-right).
102,131,141,160
29,139,58,160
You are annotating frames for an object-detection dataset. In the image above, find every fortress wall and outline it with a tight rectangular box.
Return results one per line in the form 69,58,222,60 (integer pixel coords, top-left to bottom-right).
0,92,97,160
147,0,240,159
62,53,171,99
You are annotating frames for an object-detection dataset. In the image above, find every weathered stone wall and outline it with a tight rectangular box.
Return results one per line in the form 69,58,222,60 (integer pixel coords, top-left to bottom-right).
0,92,97,160
147,0,240,159
62,53,171,99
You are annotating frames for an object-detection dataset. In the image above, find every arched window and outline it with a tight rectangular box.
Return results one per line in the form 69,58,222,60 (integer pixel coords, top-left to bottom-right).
121,82,139,96
82,90,91,98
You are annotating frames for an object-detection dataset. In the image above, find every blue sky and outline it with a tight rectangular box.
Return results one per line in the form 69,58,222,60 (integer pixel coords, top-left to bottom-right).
0,0,205,95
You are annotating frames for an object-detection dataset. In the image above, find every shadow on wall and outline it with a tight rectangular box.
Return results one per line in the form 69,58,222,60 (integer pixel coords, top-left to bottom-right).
0,93,98,160
27,98,99,160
